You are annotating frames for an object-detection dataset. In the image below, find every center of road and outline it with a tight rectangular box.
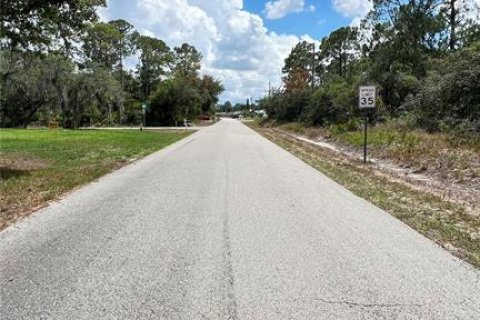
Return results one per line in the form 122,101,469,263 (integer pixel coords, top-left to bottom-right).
1,119,479,319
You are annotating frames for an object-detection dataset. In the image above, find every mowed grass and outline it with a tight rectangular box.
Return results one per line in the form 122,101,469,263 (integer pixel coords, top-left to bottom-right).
0,129,191,229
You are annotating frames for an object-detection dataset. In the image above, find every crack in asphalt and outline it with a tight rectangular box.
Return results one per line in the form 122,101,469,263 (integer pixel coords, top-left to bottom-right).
311,297,424,309
222,158,238,320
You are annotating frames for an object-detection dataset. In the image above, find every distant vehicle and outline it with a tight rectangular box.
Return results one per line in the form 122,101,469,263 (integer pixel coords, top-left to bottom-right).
231,111,241,119
197,114,210,121
255,109,267,118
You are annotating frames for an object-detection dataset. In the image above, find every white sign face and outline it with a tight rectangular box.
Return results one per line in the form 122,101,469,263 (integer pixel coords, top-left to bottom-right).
359,86,376,109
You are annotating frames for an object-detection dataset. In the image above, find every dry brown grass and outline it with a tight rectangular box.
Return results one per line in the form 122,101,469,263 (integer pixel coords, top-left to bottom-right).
248,122,480,268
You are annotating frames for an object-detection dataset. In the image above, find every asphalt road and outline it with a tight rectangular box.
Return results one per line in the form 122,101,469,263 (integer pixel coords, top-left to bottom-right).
1,119,479,319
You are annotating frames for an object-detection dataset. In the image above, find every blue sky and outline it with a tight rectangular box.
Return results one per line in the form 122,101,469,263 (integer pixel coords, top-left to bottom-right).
98,0,372,102
245,0,353,40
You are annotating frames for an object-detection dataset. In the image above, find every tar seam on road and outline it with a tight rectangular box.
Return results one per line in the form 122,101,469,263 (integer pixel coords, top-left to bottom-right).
311,297,424,309
222,157,238,320
2,119,480,319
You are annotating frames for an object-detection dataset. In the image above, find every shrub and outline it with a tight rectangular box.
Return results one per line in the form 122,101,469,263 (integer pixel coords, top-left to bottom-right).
409,43,480,133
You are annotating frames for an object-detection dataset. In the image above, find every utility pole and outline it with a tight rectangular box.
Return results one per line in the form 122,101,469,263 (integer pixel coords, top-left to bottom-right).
264,81,272,99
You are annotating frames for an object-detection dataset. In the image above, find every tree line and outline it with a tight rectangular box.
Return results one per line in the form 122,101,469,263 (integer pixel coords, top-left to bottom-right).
0,0,223,128
260,0,480,136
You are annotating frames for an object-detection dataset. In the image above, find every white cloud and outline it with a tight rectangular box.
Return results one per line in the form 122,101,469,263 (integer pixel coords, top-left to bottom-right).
265,0,306,20
98,0,307,103
332,0,372,18
349,16,363,27
96,0,111,21
460,0,480,21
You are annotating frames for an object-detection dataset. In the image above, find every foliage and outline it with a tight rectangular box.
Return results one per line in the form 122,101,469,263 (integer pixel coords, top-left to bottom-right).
409,43,480,133
136,35,172,99
148,75,224,126
1,0,105,52
282,41,314,92
0,1,223,128
262,0,480,134
148,78,200,125
1,53,73,128
172,43,202,79
319,27,359,79
198,75,224,113
82,22,123,71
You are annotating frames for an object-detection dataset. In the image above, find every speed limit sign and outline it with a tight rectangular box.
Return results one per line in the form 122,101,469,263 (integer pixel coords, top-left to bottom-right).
359,86,376,109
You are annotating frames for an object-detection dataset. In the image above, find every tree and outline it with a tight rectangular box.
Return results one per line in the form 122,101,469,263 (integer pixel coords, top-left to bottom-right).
108,19,137,83
67,68,123,128
370,0,444,75
136,36,172,99
364,1,443,112
0,2,224,129
172,43,202,79
462,23,480,46
198,75,224,114
223,101,233,112
319,27,359,79
1,0,105,52
1,0,105,93
282,41,314,91
408,42,480,132
440,0,480,50
283,68,310,93
0,53,73,127
82,22,122,71
148,78,201,126
442,0,461,50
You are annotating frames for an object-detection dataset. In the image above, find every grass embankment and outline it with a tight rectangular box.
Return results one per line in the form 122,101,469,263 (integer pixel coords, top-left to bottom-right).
279,121,480,186
0,129,191,229
248,122,480,268
333,125,479,185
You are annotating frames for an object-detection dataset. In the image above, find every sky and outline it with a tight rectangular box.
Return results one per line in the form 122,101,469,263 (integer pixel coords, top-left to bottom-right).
97,0,373,103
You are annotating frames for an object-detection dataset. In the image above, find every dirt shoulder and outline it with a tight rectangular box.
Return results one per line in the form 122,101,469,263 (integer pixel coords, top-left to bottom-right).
247,122,480,268
290,128,479,217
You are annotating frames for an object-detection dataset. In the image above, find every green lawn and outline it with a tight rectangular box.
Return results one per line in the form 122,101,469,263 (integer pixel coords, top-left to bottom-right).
0,129,191,229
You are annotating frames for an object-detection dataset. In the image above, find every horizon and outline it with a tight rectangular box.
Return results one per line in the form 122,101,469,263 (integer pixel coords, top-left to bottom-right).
97,0,372,103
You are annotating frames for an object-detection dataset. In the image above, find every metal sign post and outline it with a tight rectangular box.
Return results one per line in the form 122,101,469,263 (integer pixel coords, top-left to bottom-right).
141,103,146,131
359,86,376,163
363,111,368,163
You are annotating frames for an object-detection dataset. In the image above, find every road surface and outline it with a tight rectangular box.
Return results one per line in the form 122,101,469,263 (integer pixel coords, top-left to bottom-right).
1,119,479,319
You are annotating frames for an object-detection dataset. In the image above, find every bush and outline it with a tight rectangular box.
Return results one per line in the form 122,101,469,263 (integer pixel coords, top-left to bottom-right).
300,88,332,125
409,43,480,132
148,78,201,126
